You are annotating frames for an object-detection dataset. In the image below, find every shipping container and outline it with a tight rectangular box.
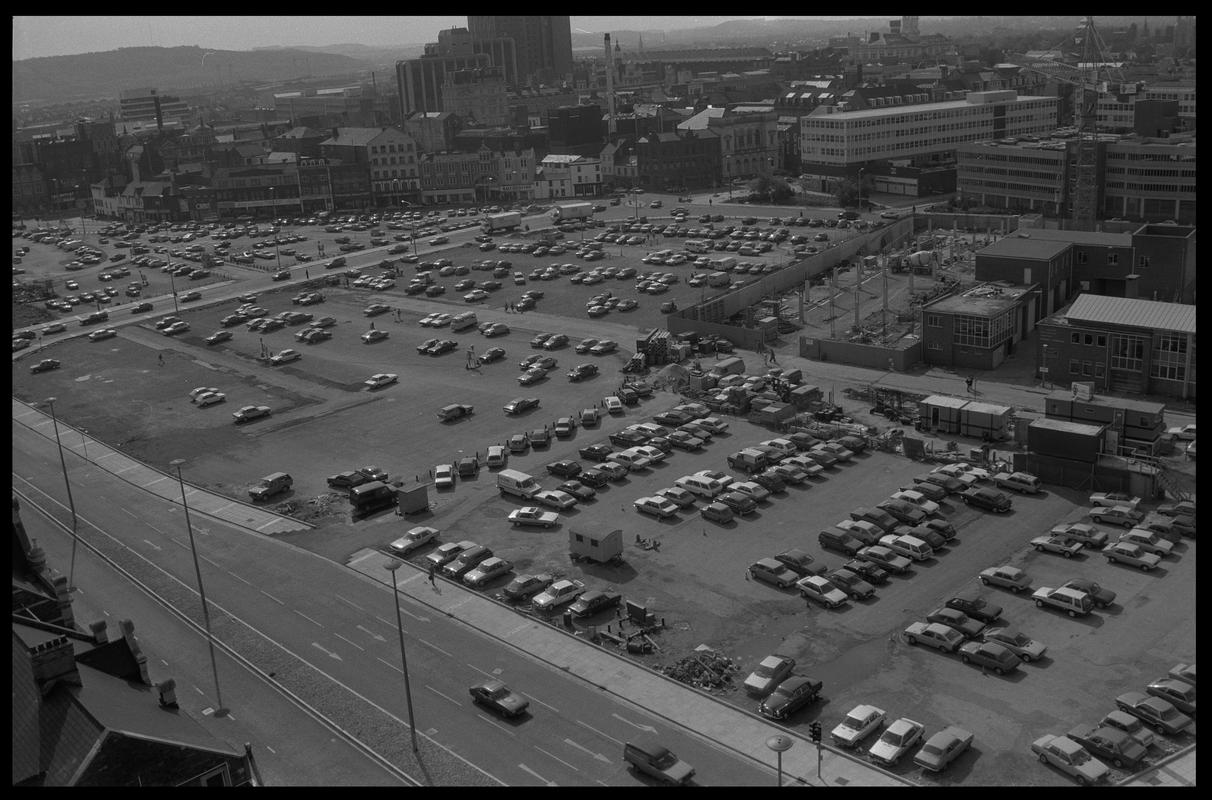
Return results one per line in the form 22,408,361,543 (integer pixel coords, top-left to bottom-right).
918,395,969,433
1028,418,1104,463
959,401,1013,441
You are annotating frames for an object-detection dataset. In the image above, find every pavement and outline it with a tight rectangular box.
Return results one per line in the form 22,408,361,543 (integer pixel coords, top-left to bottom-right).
1120,745,1196,786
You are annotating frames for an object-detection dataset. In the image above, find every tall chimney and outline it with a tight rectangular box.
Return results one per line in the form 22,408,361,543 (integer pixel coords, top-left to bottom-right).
605,34,617,137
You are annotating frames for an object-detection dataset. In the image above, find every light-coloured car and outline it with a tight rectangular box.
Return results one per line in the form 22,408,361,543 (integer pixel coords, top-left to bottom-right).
890,489,940,516
1090,492,1141,511
1031,734,1110,785
269,348,301,365
507,506,559,528
1145,678,1196,716
1115,691,1193,735
796,576,848,609
434,464,455,489
832,704,886,748
982,626,1047,662
633,495,679,519
1088,505,1143,528
904,622,964,652
463,556,513,588
190,386,220,403
978,565,1032,592
1102,542,1162,571
743,654,795,697
534,489,578,511
195,391,226,407
532,578,586,612
914,726,973,773
364,373,398,389
868,717,924,766
1051,522,1108,548
485,445,507,468
730,480,770,503
388,526,439,555
1118,528,1173,557
749,558,799,589
655,486,696,508
1030,534,1084,558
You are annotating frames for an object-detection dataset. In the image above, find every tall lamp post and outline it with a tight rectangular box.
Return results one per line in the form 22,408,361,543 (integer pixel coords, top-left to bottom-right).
766,734,793,787
170,458,227,717
43,397,80,590
269,187,281,271
384,560,420,752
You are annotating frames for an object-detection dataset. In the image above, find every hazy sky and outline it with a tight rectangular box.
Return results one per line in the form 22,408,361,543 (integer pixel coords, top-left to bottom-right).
12,16,884,61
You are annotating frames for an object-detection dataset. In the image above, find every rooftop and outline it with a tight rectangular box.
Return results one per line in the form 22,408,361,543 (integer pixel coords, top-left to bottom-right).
926,282,1036,317
1017,229,1133,248
1062,294,1196,335
807,93,1051,122
1045,389,1167,415
1028,417,1106,436
978,236,1072,260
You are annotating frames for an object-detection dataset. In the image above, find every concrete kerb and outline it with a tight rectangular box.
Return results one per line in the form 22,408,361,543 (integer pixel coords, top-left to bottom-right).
359,547,910,786
1118,743,1196,786
12,397,312,534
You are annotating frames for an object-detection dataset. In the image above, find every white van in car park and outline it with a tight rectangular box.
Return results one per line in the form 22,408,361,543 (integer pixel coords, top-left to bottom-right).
451,311,478,332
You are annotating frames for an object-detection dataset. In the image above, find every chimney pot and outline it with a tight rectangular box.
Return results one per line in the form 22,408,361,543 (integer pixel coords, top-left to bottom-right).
89,620,108,643
157,678,179,709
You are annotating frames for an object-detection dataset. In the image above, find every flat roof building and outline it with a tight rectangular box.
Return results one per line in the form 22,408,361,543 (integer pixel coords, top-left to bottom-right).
921,282,1040,371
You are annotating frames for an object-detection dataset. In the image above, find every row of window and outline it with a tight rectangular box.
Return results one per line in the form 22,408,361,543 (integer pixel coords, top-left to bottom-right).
1069,359,1107,378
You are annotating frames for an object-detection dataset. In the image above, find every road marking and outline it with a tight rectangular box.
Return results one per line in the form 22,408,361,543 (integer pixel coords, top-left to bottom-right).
611,713,656,732
425,685,461,706
563,738,610,763
227,571,252,585
531,696,561,714
142,476,168,488
143,539,162,551
355,624,386,642
201,555,223,570
96,450,120,460
398,606,430,623
256,517,284,532
294,610,324,627
517,764,556,786
195,685,205,695
536,746,579,771
121,507,139,518
377,656,402,674
261,590,284,605
336,594,365,611
506,623,530,636
311,642,341,660
467,663,496,678
211,501,235,515
399,571,423,585
418,638,453,658
476,714,516,737
576,720,624,746
334,633,364,651
447,597,471,611
160,659,169,666
266,746,276,755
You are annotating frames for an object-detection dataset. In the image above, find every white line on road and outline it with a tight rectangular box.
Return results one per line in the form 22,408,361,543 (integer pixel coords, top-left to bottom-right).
142,539,161,551
160,659,169,666
563,738,611,763
334,633,364,651
506,623,529,636
113,464,137,474
195,685,205,695
377,656,402,674
261,590,284,605
478,714,516,737
425,685,462,706
255,517,284,532
311,642,341,661
418,638,453,658
398,606,430,623
399,571,423,585
121,507,139,518
201,555,222,570
446,597,470,611
467,663,496,678
227,571,252,585
294,609,324,627
211,501,235,515
576,720,624,746
516,764,556,786
531,696,561,714
96,450,120,460
535,746,579,772
335,594,365,611
611,712,656,733
142,476,168,488
266,746,276,755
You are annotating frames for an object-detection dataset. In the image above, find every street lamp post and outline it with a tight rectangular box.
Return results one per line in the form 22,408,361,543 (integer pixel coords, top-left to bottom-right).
766,734,793,787
269,188,281,270
44,397,80,589
170,458,226,717
168,270,180,314
384,560,420,752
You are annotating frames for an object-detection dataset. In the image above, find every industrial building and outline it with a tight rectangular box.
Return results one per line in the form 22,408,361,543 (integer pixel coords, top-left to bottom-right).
920,282,1040,371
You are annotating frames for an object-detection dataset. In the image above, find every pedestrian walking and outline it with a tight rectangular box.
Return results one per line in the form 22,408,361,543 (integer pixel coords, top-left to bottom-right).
428,563,437,586
304,269,309,279
965,376,974,393
158,353,164,366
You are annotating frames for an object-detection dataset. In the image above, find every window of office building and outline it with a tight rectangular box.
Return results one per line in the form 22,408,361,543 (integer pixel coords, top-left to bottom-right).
927,314,942,328
1151,332,1189,381
1109,333,1145,371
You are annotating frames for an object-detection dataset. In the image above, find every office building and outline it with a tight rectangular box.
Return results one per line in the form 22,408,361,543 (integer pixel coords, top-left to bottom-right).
441,68,509,126
677,107,778,186
1035,294,1195,400
119,88,191,128
396,28,498,119
467,16,572,86
920,282,1040,371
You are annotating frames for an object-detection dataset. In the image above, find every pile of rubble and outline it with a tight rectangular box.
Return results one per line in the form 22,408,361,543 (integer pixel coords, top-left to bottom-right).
658,648,740,691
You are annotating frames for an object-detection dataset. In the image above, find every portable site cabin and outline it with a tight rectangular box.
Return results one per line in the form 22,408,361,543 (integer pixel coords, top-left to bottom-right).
569,528,623,564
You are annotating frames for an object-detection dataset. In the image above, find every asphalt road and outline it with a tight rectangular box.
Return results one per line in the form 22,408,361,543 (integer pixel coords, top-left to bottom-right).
12,420,774,786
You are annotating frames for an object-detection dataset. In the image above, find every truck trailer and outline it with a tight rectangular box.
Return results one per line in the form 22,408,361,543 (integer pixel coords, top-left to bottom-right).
551,203,593,222
482,212,522,233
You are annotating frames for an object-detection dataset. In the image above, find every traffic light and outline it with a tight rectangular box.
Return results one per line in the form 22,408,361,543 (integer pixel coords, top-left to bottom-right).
810,721,822,743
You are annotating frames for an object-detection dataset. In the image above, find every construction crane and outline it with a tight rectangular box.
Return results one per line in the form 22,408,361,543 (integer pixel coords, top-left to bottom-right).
1011,17,1124,231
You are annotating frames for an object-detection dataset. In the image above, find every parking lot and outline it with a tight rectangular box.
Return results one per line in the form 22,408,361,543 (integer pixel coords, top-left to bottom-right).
12,203,1194,786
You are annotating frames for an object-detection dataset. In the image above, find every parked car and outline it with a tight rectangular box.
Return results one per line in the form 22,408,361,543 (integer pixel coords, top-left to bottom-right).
1090,491,1142,511
926,607,986,638
1115,692,1193,735
903,622,964,653
944,593,1002,624
960,487,1011,513
831,704,886,749
388,526,440,556
757,675,822,720
914,726,974,773
1066,724,1148,770
1052,522,1108,548
957,640,1021,674
1088,505,1143,528
1031,534,1085,558
982,626,1047,663
569,590,622,618
868,717,925,767
503,573,555,603
1031,735,1110,785
1101,542,1162,571
1145,678,1197,716
507,506,559,528
743,654,796,697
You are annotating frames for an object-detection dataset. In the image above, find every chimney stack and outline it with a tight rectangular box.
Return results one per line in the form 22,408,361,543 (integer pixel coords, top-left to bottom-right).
605,35,617,137
89,620,108,644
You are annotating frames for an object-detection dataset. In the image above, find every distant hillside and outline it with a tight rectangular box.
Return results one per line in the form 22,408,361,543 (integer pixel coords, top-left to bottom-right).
12,45,374,106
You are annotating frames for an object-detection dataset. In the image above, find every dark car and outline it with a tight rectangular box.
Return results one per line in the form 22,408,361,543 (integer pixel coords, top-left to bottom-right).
503,397,541,415
757,675,823,720
30,358,61,374
718,490,758,516
131,301,153,314
327,471,371,489
609,429,648,448
577,468,610,488
468,680,529,718
1066,724,1149,770
578,443,614,462
960,487,1012,513
528,428,552,448
569,590,622,618
826,568,876,600
751,471,787,494
557,481,597,502
945,593,1004,624
503,572,555,602
842,559,889,585
546,460,582,479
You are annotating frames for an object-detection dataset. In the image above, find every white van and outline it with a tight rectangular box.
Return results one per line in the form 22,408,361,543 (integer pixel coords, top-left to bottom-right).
684,240,708,254
674,474,725,499
496,468,540,499
451,311,478,332
707,271,730,287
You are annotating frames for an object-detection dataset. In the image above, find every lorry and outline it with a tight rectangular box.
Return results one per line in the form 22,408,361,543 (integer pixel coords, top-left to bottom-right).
481,212,522,233
497,468,541,500
551,203,593,222
727,448,771,473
